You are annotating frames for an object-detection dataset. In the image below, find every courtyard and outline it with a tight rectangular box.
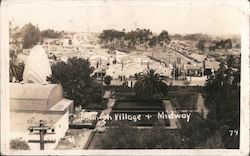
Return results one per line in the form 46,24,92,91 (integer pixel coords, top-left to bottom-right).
55,85,209,149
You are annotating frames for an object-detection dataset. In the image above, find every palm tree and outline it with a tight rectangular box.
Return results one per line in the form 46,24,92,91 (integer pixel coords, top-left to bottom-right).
134,69,168,99
9,49,24,82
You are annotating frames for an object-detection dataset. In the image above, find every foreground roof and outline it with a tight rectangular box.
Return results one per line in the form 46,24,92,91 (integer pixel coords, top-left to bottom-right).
10,83,63,111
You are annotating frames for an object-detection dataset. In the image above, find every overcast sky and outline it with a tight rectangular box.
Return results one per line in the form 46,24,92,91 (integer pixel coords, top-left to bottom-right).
6,0,243,35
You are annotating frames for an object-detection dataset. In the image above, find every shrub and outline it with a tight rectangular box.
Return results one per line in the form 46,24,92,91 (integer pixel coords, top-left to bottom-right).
10,139,30,150
100,124,185,149
104,76,112,86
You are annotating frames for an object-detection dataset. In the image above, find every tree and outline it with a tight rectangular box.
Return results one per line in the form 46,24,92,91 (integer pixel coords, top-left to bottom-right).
10,62,25,82
196,40,206,51
224,39,233,49
47,57,103,108
208,45,217,52
134,69,168,99
100,124,140,149
204,55,240,149
10,139,30,150
202,131,224,148
148,36,158,47
104,76,112,86
40,29,61,39
99,29,126,47
182,33,211,41
9,49,24,82
234,43,240,49
21,23,40,49
215,39,232,50
138,125,185,149
227,55,236,69
99,28,157,49
158,30,171,46
100,116,224,149
100,124,185,149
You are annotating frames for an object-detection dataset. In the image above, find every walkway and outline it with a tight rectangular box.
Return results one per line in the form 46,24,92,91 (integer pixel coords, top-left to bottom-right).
58,96,116,149
55,129,93,150
107,98,116,107
163,100,181,129
95,98,116,131
196,93,209,118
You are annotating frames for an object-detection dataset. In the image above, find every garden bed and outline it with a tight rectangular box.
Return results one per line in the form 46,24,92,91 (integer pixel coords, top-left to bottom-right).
168,86,204,93
84,99,108,110
87,129,180,149
168,93,198,110
113,98,164,110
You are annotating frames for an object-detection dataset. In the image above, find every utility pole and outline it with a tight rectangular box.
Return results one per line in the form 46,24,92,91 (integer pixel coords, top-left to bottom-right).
28,120,55,150
165,52,171,65
168,51,171,64
163,45,171,65
173,62,176,84
101,69,104,98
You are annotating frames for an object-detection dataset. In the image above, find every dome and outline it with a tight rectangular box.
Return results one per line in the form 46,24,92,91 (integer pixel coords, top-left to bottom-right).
23,45,52,84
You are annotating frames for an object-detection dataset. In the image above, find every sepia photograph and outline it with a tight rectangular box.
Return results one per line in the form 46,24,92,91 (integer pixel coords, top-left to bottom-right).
1,0,249,155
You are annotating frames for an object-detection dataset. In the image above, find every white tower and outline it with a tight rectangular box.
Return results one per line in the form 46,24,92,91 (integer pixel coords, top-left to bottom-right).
23,45,52,84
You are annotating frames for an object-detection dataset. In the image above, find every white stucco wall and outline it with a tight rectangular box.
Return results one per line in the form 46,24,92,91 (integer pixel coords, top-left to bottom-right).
16,111,69,150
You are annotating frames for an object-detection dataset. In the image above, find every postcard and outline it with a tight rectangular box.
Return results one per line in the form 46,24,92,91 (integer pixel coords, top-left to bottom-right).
1,0,249,155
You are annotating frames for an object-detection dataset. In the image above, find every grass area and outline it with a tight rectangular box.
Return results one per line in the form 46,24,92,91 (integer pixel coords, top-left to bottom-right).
178,112,201,125
85,99,108,110
168,93,198,110
168,86,204,93
113,98,164,110
87,132,102,149
87,129,181,149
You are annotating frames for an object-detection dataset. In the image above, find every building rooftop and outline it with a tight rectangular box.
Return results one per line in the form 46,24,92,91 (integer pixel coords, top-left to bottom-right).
10,83,63,111
49,98,73,111
185,65,202,70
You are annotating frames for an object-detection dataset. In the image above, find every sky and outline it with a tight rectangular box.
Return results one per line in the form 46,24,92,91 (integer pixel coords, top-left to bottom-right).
5,0,244,35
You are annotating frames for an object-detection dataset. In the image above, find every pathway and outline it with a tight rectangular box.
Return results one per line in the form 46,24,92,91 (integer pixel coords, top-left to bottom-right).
55,129,93,150
196,93,209,118
163,100,181,129
95,97,116,132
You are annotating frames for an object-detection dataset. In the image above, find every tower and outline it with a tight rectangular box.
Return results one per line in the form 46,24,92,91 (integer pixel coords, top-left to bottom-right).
23,45,52,84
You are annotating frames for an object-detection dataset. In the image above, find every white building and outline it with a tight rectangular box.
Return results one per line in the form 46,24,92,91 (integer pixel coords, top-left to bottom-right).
73,33,88,46
10,45,74,150
62,35,79,52
10,83,74,150
42,38,61,52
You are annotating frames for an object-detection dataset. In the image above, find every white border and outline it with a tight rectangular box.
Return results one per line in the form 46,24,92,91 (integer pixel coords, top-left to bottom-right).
1,0,249,155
